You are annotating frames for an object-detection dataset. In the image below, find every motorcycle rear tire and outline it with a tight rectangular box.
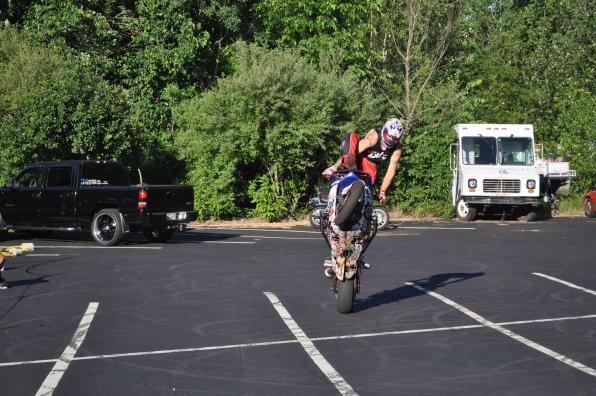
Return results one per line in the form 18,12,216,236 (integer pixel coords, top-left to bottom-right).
334,180,365,230
336,278,356,314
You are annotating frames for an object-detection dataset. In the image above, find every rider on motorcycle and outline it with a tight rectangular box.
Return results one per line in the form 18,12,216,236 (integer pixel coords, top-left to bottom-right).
321,119,403,281
323,118,404,204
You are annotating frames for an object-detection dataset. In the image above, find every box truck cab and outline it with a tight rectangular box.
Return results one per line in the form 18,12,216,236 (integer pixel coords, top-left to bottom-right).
450,124,541,221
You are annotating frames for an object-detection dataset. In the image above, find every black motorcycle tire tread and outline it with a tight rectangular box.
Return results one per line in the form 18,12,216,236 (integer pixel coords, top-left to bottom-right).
334,180,365,229
337,278,355,314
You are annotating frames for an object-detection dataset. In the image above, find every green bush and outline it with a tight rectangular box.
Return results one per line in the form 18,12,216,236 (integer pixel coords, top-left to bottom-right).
174,42,384,220
248,175,288,221
556,195,585,216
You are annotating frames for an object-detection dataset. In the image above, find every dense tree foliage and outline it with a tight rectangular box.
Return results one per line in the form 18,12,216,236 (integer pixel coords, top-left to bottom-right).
16,0,258,182
0,27,134,181
175,42,384,220
0,0,593,219
451,0,595,191
255,0,383,76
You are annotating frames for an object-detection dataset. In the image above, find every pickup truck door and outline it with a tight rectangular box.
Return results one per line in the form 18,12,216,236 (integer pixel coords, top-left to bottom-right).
41,165,77,226
1,166,44,226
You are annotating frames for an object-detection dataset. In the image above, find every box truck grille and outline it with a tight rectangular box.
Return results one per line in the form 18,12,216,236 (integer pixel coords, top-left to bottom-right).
483,179,520,193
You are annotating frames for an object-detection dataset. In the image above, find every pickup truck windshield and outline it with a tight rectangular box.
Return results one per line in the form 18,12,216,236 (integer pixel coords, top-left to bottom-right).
81,163,129,186
461,137,497,165
498,137,534,165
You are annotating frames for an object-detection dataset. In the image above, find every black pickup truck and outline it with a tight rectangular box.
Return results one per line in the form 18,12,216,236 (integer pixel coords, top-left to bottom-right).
0,161,198,245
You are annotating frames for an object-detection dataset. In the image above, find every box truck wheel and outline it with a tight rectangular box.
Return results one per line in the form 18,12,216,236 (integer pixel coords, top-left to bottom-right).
517,209,537,222
456,198,477,221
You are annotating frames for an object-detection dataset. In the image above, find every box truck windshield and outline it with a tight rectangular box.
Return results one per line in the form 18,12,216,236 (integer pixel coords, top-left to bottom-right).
498,137,534,165
461,136,497,165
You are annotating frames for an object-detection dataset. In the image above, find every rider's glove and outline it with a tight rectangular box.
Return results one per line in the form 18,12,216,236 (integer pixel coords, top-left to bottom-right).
377,190,386,204
322,166,337,180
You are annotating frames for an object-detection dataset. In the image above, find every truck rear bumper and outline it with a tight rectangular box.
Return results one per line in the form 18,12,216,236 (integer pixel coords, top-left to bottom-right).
126,211,198,226
463,196,540,206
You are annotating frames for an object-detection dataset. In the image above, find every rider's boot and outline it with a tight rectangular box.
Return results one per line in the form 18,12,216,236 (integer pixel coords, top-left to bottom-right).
324,268,334,278
323,258,334,278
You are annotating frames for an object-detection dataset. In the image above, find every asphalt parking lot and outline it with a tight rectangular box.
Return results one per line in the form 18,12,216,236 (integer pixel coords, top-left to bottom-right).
1,217,595,395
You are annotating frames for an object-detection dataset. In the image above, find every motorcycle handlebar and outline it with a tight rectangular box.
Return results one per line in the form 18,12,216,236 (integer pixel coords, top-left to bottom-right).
331,170,373,185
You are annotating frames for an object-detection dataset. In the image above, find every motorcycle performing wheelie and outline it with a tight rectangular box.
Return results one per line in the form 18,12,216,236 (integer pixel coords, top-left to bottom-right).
319,170,378,314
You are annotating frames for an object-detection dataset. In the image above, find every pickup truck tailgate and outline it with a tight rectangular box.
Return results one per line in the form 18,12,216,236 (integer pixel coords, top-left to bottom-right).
145,185,195,213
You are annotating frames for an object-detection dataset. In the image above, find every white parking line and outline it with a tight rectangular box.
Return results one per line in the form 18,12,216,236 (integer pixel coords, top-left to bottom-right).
533,273,596,296
193,228,320,234
399,226,476,230
498,313,596,326
35,246,162,250
240,235,321,240
35,302,99,396
203,241,256,244
264,292,358,396
1,312,594,368
406,282,596,377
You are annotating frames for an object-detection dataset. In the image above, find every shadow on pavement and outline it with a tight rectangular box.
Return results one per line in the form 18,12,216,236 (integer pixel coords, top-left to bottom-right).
354,272,484,312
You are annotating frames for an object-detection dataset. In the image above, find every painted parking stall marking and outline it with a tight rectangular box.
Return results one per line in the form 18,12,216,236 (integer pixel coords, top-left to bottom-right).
264,292,358,396
398,226,476,230
34,245,162,250
35,302,99,396
1,311,595,369
406,282,596,377
533,273,596,296
203,241,256,244
240,235,321,240
193,228,321,234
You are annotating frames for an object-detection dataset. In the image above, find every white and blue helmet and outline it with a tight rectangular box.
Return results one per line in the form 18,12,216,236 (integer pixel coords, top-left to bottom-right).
381,118,403,148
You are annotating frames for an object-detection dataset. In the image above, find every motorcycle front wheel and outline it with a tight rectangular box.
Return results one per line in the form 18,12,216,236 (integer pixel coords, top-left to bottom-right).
336,278,356,314
334,180,365,230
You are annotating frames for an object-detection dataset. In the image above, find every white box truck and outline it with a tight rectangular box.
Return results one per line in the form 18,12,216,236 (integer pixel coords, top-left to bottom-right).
450,124,576,221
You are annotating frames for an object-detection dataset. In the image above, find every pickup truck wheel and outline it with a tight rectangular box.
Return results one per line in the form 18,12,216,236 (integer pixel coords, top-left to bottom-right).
92,209,125,246
142,227,175,243
456,198,477,221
